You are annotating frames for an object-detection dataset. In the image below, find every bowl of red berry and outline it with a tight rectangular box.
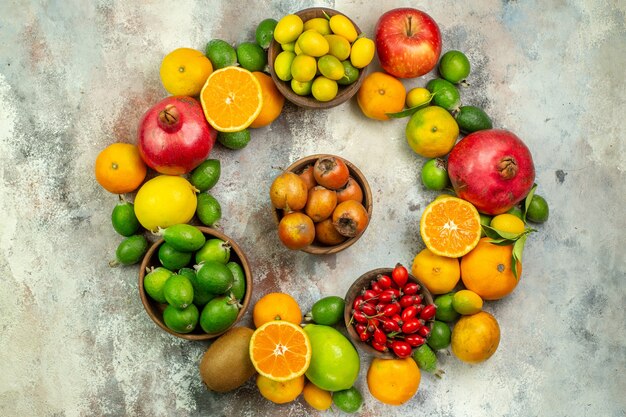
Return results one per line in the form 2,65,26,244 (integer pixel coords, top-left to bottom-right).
344,264,436,358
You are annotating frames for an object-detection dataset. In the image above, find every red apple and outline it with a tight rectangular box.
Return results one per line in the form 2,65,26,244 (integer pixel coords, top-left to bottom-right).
137,96,216,175
375,8,442,78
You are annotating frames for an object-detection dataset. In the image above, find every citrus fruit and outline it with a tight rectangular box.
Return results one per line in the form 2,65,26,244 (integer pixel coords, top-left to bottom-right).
412,344,439,374
329,14,358,42
455,105,493,134
302,381,332,411
350,37,375,68
205,39,237,69
311,76,338,102
357,72,406,120
317,55,344,80
304,17,331,35
217,130,251,150
236,42,267,72
405,87,432,109
406,106,459,158
526,194,549,223
249,320,312,381
226,261,246,301
134,175,197,232
421,158,450,191
281,42,295,52
256,18,278,49
411,248,460,294
305,295,345,326
144,267,173,304
111,198,140,237
256,374,305,404
273,50,296,81
460,237,521,300
160,224,205,252
426,78,461,111
200,66,263,132
163,304,199,333
479,213,492,237
158,242,192,270
297,30,329,57
419,196,481,258
427,320,451,350
367,357,420,405
274,14,304,44
337,60,359,85
291,54,317,82
199,295,239,333
333,386,363,413
438,50,471,84
95,143,147,194
195,238,230,264
189,159,220,192
195,260,234,294
253,292,302,327
452,289,483,315
433,293,459,322
325,34,351,60
250,71,285,128
291,79,313,95
114,235,148,266
159,48,213,96
196,192,221,227
490,213,525,235
451,311,500,363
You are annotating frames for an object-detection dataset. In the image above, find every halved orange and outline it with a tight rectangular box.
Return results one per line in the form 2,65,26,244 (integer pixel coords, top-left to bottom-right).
249,321,311,382
200,66,263,132
419,196,481,258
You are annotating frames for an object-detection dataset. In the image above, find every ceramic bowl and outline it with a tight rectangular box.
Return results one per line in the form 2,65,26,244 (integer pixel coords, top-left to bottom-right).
138,226,252,340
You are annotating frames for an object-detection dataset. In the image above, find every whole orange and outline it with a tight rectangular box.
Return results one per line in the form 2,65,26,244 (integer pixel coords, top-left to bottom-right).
460,237,521,300
253,292,302,328
95,143,147,194
451,311,500,364
367,357,420,405
250,71,285,128
357,72,406,121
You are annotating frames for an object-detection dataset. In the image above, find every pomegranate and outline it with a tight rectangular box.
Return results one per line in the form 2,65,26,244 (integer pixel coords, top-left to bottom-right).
447,129,535,215
138,96,216,175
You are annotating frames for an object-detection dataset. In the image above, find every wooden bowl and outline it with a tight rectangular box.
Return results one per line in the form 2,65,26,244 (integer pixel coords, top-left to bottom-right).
272,154,373,255
138,226,252,341
267,7,367,109
343,268,435,358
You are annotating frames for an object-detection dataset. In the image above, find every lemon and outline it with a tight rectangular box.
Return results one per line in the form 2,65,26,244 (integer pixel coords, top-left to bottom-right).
274,14,304,44
303,17,331,35
274,50,296,81
134,175,198,232
311,76,338,102
350,37,375,69
490,213,525,235
317,55,344,80
291,54,317,82
159,48,213,96
324,34,351,61
452,290,483,315
281,42,295,52
297,30,329,57
329,14,358,43
406,87,432,109
406,106,459,158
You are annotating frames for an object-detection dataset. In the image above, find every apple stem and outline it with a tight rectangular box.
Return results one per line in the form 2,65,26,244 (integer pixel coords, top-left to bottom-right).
406,15,413,37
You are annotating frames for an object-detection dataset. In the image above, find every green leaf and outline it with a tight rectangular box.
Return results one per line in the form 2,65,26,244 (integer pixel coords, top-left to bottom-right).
511,234,528,280
523,184,538,222
482,225,522,240
488,238,517,246
385,93,436,118
481,225,503,240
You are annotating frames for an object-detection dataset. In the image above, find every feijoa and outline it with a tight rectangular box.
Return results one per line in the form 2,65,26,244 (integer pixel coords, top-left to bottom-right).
160,224,206,252
305,296,345,325
332,386,363,413
256,18,278,49
111,198,140,237
196,193,222,227
144,266,173,303
190,159,221,192
226,261,246,301
438,50,471,84
195,238,231,264
114,235,148,266
163,274,194,309
179,267,214,306
455,105,493,134
412,344,439,374
426,78,460,111
199,295,240,334
163,304,199,333
158,242,192,270
195,260,234,295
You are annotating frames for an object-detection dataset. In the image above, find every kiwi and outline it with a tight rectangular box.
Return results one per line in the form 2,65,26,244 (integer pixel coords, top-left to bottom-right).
199,327,256,392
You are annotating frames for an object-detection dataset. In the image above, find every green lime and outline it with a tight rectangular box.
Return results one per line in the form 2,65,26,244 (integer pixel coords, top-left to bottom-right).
158,242,192,270
438,50,471,84
206,39,237,69
111,199,140,237
479,213,492,237
163,304,199,333
337,60,359,86
195,260,234,295
163,274,194,309
196,193,222,227
217,129,251,150
332,386,363,413
273,50,296,81
190,159,220,192
291,79,312,96
256,18,278,49
114,235,148,266
434,293,459,322
179,267,214,306
236,42,267,72
526,194,549,223
426,78,460,112
427,320,451,350
226,261,246,301
305,296,345,326
421,158,450,191
160,224,206,252
195,238,230,264
455,105,493,134
506,205,524,220
143,267,173,304
412,344,439,373
199,295,240,334
317,55,344,81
